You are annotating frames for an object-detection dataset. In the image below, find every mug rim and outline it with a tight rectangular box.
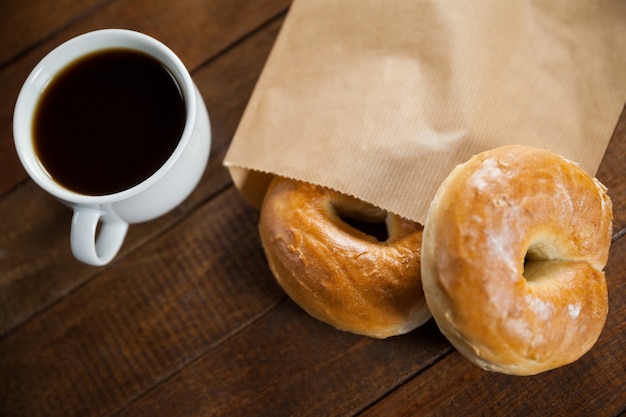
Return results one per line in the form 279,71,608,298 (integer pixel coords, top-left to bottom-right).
13,28,198,205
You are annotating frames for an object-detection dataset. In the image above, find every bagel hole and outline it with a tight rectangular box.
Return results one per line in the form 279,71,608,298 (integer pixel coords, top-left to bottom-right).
334,205,389,242
523,259,546,282
522,241,560,282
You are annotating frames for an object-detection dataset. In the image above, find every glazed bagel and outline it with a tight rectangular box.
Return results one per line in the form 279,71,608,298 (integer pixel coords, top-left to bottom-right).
421,145,612,375
259,177,430,339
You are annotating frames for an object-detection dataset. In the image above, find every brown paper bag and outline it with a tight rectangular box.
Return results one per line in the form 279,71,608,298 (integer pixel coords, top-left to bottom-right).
224,0,626,224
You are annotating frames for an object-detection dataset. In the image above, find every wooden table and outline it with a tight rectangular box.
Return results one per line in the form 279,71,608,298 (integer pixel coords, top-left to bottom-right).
1,1,625,416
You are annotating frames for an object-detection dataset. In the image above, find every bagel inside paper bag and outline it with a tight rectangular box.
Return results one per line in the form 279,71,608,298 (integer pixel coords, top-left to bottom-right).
224,0,626,224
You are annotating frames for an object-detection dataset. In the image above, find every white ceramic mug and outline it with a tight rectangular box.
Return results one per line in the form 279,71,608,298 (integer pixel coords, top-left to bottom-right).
13,29,211,266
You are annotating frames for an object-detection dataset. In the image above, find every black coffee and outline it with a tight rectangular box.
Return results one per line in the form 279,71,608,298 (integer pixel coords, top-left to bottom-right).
33,48,186,195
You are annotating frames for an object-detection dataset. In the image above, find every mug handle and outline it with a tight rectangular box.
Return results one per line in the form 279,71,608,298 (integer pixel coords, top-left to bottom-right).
70,207,129,266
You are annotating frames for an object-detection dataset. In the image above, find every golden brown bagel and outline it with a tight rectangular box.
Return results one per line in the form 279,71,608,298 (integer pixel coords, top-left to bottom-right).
421,145,612,375
259,177,429,338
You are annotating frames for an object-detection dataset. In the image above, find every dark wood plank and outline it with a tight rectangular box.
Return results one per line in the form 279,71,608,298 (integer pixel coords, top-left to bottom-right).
0,188,286,417
597,103,626,235
360,234,626,417
0,0,106,67
0,12,286,335
0,0,290,197
115,302,450,417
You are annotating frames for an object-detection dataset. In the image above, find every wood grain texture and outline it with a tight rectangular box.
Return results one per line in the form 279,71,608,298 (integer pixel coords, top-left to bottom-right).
116,305,450,417
0,0,105,66
0,188,286,417
597,104,626,236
